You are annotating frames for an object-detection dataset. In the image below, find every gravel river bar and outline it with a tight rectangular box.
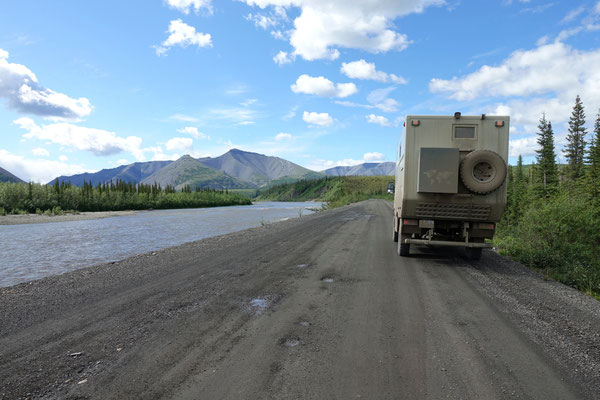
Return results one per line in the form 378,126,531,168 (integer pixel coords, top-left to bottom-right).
0,200,598,399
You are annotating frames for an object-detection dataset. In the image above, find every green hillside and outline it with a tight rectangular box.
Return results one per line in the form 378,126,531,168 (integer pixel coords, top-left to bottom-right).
257,176,394,208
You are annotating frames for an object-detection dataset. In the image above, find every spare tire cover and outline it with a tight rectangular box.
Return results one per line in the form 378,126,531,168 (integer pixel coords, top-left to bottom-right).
460,150,507,194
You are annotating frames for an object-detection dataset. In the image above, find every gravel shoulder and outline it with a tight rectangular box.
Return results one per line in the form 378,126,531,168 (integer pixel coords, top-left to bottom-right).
0,199,598,399
0,211,138,225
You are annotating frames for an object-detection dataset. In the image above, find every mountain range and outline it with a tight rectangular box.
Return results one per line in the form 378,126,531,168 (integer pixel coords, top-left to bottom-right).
0,166,25,183
0,149,394,189
322,162,395,176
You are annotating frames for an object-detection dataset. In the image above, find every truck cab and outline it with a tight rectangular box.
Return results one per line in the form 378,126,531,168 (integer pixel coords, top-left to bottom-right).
392,113,509,259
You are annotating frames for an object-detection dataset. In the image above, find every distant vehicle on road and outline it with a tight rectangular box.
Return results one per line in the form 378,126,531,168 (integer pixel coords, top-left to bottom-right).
392,113,509,260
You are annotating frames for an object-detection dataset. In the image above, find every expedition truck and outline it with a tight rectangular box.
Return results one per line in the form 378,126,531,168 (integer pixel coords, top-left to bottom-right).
391,113,509,260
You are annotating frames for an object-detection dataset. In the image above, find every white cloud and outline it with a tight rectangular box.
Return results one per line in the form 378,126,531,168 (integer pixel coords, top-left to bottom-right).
429,42,600,102
291,74,357,98
177,126,209,139
117,159,129,165
561,6,585,24
273,50,294,65
210,107,257,125
340,59,406,83
155,19,212,56
241,0,442,61
15,117,145,161
165,137,194,152
59,155,68,161
303,111,333,127
31,147,49,157
0,149,90,183
430,42,600,130
246,13,278,29
430,40,600,160
275,132,292,141
169,113,199,122
363,152,384,161
509,136,538,157
0,49,92,120
165,0,213,14
366,114,390,126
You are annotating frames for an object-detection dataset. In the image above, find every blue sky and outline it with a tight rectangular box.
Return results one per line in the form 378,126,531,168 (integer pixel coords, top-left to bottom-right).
1,0,599,182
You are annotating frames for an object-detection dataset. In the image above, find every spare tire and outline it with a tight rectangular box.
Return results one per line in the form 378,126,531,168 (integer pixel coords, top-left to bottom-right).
460,150,507,194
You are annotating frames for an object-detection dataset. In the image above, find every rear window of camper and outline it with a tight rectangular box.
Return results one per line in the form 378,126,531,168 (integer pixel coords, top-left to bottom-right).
454,126,476,139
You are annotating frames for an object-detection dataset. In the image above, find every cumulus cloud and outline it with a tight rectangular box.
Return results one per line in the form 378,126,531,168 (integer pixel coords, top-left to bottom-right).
291,74,357,98
363,152,384,161
241,0,442,61
59,155,68,162
275,132,292,140
165,137,193,152
165,0,213,14
155,19,212,56
273,50,294,65
177,126,209,139
31,147,49,157
15,117,145,161
0,149,90,183
303,111,333,127
366,114,391,126
430,41,600,159
0,49,92,120
340,59,406,83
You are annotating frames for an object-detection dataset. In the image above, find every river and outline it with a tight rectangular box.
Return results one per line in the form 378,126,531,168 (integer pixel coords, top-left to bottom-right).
0,201,321,288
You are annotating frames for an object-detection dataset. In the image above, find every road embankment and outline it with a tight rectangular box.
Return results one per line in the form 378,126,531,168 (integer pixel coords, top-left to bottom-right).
0,200,598,399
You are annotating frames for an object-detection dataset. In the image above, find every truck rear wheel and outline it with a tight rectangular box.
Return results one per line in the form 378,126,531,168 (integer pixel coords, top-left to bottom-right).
398,241,410,256
460,150,507,194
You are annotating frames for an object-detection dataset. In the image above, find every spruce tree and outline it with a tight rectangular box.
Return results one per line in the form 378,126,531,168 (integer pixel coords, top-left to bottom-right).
563,95,587,180
586,110,600,198
535,114,558,196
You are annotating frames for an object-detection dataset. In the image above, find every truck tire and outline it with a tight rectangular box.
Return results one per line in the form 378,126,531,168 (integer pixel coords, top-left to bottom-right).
460,150,507,194
398,241,410,256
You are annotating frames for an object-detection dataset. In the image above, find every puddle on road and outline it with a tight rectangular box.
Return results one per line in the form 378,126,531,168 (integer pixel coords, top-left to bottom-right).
320,276,335,283
281,337,300,347
297,264,309,268
250,298,270,314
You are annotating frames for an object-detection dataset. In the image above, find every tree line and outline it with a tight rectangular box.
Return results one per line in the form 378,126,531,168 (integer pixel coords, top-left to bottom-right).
0,178,251,215
497,95,600,297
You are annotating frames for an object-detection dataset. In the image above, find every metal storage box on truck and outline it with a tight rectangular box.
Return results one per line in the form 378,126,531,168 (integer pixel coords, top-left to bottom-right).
392,113,509,259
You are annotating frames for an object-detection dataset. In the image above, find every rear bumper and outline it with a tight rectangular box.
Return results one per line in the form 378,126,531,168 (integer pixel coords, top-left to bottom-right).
405,239,492,248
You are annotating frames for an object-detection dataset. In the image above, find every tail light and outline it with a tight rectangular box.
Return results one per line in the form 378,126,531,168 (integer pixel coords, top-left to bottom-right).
403,219,419,226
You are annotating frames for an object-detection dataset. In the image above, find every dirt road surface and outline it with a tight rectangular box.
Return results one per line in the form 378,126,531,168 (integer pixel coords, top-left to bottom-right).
1,200,599,399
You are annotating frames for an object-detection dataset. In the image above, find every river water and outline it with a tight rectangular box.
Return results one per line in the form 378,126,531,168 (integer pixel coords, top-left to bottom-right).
0,201,321,288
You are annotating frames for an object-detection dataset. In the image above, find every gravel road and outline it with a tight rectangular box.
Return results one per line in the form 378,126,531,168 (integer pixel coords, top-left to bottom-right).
1,199,598,399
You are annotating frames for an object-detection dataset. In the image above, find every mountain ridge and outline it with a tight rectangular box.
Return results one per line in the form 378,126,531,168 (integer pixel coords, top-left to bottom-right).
321,162,395,176
0,166,25,183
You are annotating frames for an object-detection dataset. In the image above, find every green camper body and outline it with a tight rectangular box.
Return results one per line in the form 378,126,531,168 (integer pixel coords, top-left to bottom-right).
392,114,510,259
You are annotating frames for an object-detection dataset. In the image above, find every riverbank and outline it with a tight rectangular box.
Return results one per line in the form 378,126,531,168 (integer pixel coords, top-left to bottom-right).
0,210,139,225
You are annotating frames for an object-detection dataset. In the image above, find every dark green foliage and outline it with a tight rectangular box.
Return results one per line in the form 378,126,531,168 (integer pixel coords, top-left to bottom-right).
256,176,394,208
496,194,600,296
564,95,587,181
534,114,559,197
585,110,600,201
0,179,250,214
